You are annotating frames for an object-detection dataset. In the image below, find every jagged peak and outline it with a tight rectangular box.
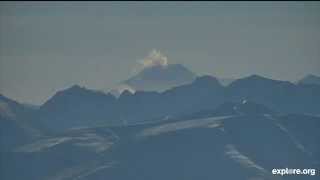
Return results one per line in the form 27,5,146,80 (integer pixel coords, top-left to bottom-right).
41,84,114,108
60,85,106,96
244,74,272,81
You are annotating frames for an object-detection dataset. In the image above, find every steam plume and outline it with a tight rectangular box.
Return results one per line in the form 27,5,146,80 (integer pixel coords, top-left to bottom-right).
139,49,168,68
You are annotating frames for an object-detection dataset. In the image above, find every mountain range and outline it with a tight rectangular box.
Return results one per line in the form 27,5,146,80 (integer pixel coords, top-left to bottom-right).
1,64,320,180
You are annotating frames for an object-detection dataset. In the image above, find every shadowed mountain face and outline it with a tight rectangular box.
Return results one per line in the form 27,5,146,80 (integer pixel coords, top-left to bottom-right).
0,94,34,119
226,75,320,114
30,74,320,132
35,76,226,132
37,85,118,132
298,74,320,86
1,110,319,180
0,95,42,151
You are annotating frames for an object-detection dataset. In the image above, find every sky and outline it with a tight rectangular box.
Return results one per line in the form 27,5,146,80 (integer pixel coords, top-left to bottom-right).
1,1,320,105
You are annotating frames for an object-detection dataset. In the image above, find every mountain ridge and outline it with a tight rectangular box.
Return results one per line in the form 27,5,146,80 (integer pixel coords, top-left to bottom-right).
20,73,319,132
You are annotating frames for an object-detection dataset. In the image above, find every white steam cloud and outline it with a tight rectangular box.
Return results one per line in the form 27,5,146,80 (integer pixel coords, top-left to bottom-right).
139,49,168,68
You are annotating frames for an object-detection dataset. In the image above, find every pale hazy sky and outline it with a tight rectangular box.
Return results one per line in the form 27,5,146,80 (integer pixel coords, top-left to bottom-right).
1,1,320,105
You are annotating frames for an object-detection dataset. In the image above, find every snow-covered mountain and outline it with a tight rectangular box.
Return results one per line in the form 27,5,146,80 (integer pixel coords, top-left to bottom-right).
3,107,319,180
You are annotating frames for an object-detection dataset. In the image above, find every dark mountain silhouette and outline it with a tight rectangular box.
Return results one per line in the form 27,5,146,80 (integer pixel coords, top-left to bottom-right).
37,85,118,132
160,75,225,115
120,64,196,92
298,74,320,86
226,74,320,114
31,74,320,132
35,76,225,132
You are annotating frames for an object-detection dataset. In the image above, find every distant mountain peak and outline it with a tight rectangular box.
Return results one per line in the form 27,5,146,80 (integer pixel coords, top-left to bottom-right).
247,74,264,79
229,74,293,88
63,84,86,93
122,63,196,92
53,84,88,96
60,84,107,96
42,84,114,110
244,74,273,81
69,84,83,90
119,89,134,98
